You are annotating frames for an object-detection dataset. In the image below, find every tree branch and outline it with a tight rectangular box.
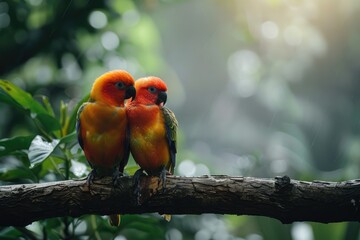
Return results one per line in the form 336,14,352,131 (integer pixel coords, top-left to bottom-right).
1,175,360,226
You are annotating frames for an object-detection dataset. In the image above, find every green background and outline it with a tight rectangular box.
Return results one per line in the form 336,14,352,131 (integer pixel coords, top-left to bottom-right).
1,0,360,239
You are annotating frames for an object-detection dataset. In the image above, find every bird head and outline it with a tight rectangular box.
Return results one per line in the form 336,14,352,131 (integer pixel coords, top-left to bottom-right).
133,76,168,106
90,70,136,106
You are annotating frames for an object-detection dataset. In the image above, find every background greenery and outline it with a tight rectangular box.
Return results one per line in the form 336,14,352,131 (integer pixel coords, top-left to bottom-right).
1,0,360,239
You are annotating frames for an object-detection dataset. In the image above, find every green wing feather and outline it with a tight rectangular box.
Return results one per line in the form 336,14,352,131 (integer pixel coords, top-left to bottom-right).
76,103,88,150
161,106,178,173
76,98,93,150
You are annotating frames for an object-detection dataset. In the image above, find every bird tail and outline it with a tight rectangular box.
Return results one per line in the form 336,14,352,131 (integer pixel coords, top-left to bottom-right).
162,214,172,222
109,214,121,226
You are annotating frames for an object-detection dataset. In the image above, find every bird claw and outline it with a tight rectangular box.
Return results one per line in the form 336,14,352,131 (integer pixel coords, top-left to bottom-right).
112,170,123,187
133,169,145,205
87,169,97,186
159,168,168,193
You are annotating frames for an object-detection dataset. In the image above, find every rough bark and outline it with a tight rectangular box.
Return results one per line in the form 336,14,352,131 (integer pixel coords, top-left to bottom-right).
1,175,360,226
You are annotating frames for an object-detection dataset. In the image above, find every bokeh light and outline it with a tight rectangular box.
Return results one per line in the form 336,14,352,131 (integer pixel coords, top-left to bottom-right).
291,223,314,240
261,21,279,39
88,10,107,29
101,31,120,50
228,50,261,98
1,0,360,239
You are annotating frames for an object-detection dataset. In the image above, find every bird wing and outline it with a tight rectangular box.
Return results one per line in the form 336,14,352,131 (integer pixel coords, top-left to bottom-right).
75,102,88,150
161,106,178,173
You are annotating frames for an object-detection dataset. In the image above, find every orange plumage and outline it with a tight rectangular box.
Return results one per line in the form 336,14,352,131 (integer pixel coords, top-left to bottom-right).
126,76,177,222
126,77,177,176
77,70,135,174
76,70,136,226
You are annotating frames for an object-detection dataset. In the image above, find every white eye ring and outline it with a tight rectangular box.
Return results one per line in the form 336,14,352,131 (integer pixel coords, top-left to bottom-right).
148,86,157,93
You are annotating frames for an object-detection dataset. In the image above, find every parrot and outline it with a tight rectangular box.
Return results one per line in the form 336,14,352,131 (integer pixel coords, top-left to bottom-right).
126,76,178,221
76,70,136,226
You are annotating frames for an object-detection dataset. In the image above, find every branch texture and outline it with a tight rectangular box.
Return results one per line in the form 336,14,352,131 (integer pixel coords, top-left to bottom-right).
1,175,360,226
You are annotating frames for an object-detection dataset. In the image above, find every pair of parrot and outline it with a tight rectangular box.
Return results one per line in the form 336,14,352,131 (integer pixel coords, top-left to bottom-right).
76,70,178,226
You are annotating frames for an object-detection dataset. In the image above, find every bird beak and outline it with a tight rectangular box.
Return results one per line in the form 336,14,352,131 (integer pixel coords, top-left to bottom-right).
156,91,167,106
125,85,136,100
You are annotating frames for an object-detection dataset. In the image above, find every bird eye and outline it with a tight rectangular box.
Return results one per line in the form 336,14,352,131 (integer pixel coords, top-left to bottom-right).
148,86,157,93
115,82,125,90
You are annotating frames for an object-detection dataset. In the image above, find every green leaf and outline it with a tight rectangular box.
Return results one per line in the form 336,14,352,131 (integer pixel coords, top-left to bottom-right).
0,227,24,239
28,133,78,168
35,113,61,132
0,80,48,114
28,136,60,168
59,100,68,133
60,132,77,144
0,90,19,107
0,167,37,182
59,132,78,148
39,95,55,117
37,156,66,179
0,80,61,133
0,135,35,157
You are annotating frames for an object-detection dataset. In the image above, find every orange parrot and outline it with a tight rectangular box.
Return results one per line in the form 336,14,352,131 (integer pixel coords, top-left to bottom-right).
76,70,136,226
126,76,178,221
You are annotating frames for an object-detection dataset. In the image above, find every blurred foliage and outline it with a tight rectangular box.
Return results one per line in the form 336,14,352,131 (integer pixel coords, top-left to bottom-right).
1,0,360,239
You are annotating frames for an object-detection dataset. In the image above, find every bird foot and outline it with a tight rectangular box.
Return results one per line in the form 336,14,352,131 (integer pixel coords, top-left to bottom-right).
159,168,171,193
87,169,97,186
82,169,97,191
112,170,123,187
133,169,146,205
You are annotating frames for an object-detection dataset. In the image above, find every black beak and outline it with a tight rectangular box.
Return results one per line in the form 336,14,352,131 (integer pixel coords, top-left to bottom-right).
156,91,167,105
125,85,136,100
